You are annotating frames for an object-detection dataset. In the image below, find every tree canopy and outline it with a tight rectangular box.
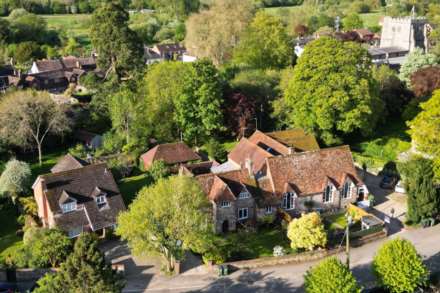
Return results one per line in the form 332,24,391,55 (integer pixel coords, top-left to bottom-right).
185,0,254,66
304,257,361,293
233,12,292,69
0,90,70,165
117,175,214,272
373,238,428,293
287,212,327,251
35,233,124,293
90,1,143,79
408,90,440,178
0,159,31,204
342,13,364,30
399,48,438,86
410,66,440,98
400,157,440,223
278,37,383,145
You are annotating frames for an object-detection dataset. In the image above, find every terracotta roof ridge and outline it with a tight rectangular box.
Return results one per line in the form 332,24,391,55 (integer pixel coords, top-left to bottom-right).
40,162,108,178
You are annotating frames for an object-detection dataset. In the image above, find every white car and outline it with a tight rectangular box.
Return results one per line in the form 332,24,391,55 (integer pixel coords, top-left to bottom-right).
394,181,406,193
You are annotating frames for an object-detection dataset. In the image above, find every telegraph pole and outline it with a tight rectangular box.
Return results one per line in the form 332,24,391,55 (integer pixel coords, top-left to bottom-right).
346,214,353,268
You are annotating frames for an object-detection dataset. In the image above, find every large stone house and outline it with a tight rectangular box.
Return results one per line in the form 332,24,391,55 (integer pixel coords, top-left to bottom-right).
193,144,367,233
32,155,126,238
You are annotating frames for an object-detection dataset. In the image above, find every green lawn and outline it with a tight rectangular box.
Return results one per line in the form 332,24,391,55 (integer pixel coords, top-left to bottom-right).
227,227,291,260
118,173,151,205
360,12,383,28
0,205,23,263
324,212,348,231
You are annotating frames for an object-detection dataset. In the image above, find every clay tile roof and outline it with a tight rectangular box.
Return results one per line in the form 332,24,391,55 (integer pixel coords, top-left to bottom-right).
265,129,320,152
196,169,257,203
35,60,64,72
140,142,201,169
38,163,126,232
265,146,363,197
51,154,88,173
228,138,273,173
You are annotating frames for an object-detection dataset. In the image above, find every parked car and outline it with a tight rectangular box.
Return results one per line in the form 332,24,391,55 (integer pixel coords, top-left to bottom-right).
394,180,406,193
380,175,398,189
0,282,18,293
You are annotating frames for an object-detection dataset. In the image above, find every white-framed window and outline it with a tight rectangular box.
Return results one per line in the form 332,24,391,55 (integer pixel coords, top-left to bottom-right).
238,191,250,199
62,202,77,213
323,185,333,203
342,181,351,199
282,192,295,210
238,208,248,220
96,195,107,205
358,186,365,196
220,201,231,208
265,206,273,214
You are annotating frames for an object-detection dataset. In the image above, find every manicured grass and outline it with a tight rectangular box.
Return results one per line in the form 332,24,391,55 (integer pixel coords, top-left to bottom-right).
360,11,383,28
324,212,348,231
227,227,291,260
0,205,23,263
118,173,151,205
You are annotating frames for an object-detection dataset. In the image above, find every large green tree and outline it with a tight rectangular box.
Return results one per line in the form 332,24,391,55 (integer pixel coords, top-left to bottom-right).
278,37,383,145
408,90,440,178
399,48,438,86
0,159,31,204
175,59,225,144
0,90,70,165
109,86,146,147
23,228,72,268
304,257,361,293
142,61,192,141
34,233,124,293
342,13,364,30
373,238,428,293
400,157,440,223
117,176,214,273
233,11,292,69
90,1,143,79
185,0,254,66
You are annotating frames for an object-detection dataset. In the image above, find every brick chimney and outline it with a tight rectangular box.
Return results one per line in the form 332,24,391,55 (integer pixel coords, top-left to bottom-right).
245,158,254,178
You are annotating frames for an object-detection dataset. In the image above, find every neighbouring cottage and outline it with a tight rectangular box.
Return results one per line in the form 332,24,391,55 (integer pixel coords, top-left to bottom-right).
32,155,126,238
194,145,367,233
144,43,197,64
212,129,320,175
140,142,201,171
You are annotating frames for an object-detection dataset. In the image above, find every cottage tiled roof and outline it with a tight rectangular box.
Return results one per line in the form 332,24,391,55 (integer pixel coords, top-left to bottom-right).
35,60,64,72
196,169,257,203
140,142,201,169
51,154,88,173
228,138,273,173
153,43,186,54
263,146,363,198
38,163,125,232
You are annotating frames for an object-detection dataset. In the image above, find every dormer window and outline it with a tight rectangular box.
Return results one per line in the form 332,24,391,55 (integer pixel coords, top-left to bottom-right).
62,202,77,213
323,185,333,203
220,201,231,208
96,195,106,205
282,192,296,210
238,191,250,199
342,181,352,199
